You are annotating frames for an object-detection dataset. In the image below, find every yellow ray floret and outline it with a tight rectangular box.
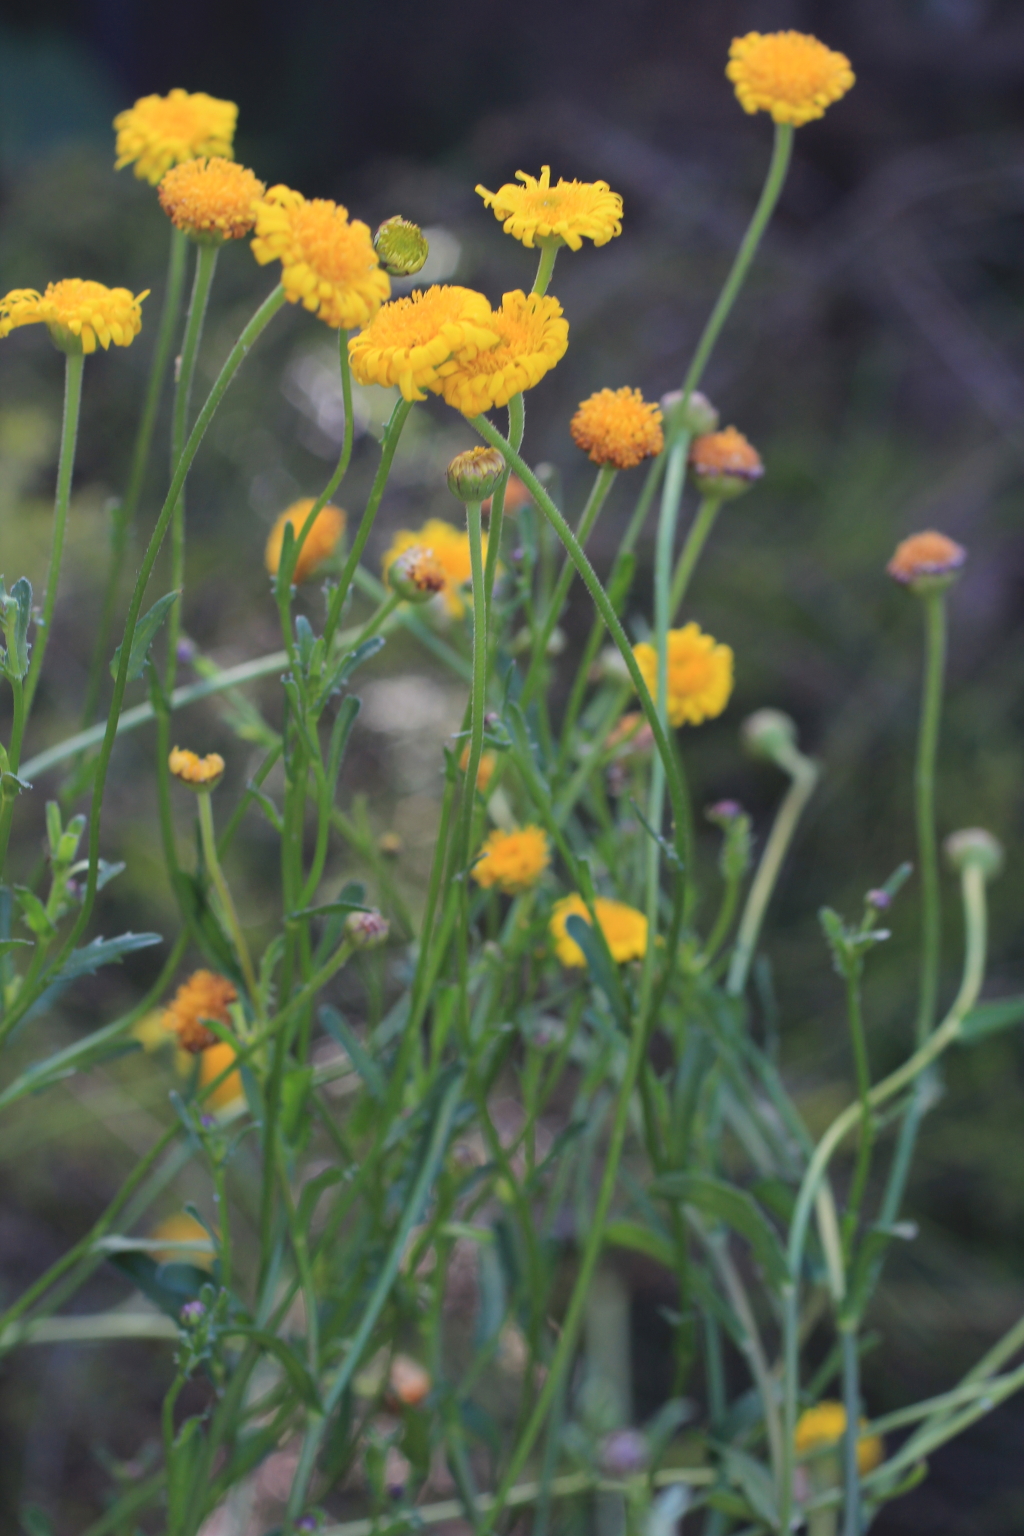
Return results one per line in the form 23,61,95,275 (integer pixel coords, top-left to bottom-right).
158,157,265,241
795,1402,883,1475
251,185,391,330
265,500,346,584
550,893,648,968
348,285,500,401
0,280,147,354
726,32,855,126
473,826,550,894
199,1040,245,1112
632,624,733,728
571,387,664,469
439,291,568,415
114,89,237,185
476,166,623,251
382,519,488,619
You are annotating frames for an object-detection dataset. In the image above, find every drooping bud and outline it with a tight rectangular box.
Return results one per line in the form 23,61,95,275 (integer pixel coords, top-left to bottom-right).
944,828,1004,882
886,530,966,595
387,544,447,603
373,216,429,277
345,909,390,948
447,446,506,504
661,388,720,437
689,426,764,499
741,709,798,763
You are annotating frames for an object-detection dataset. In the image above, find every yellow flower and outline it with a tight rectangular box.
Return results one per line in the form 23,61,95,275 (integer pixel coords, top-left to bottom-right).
0,280,147,355
473,826,550,894
265,499,346,583
439,290,568,416
348,285,499,402
251,185,391,329
476,166,623,251
632,624,734,728
158,157,265,242
382,519,487,619
570,387,664,470
199,1039,246,1111
114,89,237,185
726,32,855,126
150,1212,215,1270
550,893,648,968
168,747,225,788
162,969,238,1054
460,745,497,790
795,1402,884,1475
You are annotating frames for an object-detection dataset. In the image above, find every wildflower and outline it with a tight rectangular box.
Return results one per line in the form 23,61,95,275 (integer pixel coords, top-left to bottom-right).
387,1355,432,1408
689,427,764,499
251,185,390,330
114,89,237,184
265,499,346,584
387,545,448,603
632,624,734,728
706,800,744,826
448,446,506,503
348,284,499,402
345,909,390,948
158,157,265,243
199,1039,245,1111
727,32,855,126
151,1211,214,1270
944,828,1005,882
162,969,238,1053
168,747,225,789
439,290,568,416
570,387,664,470
460,744,497,789
180,1300,207,1323
0,280,147,355
473,826,550,894
886,530,966,592
374,216,429,277
382,519,487,619
550,893,648,967
795,1401,883,1475
476,166,623,251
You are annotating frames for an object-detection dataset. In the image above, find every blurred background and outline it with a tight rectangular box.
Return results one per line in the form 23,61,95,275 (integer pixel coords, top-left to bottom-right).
1,0,1024,1530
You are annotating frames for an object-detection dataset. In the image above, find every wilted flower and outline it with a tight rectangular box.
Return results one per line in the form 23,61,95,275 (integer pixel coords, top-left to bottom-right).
162,969,237,1053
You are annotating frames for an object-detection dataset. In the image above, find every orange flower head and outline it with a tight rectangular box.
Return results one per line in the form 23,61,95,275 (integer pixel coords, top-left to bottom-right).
265,499,346,584
162,969,238,1053
887,530,966,590
459,744,497,791
484,474,532,517
158,157,265,242
689,427,764,498
473,826,550,894
251,185,390,329
349,284,499,402
168,747,225,789
150,1211,215,1270
388,1355,432,1408
571,387,664,470
114,89,237,184
550,893,648,967
727,32,855,126
632,624,734,728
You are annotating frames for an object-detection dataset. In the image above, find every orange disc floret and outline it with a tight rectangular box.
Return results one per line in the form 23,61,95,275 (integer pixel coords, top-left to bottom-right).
162,969,238,1054
571,388,664,470
251,185,391,330
795,1401,883,1475
887,530,966,586
199,1040,245,1111
460,745,497,790
348,285,499,402
476,166,623,251
689,426,764,496
550,893,648,968
632,624,734,728
159,157,265,241
726,32,855,126
473,826,550,894
114,89,237,185
0,280,147,355
382,519,488,619
265,499,346,584
387,545,448,603
168,747,226,787
439,290,568,416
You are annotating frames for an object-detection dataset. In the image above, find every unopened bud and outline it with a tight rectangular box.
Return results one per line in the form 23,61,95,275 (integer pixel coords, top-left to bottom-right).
866,888,891,910
944,828,1004,882
388,545,447,603
887,530,966,595
662,388,719,437
373,216,429,277
378,831,402,858
741,709,798,763
447,447,505,504
705,799,744,826
387,1354,432,1408
180,1300,206,1325
345,909,390,948
599,1428,650,1478
690,427,764,500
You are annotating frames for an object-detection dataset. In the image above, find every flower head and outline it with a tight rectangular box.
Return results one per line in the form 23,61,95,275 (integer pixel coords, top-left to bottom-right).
345,909,390,948
886,530,966,590
476,166,623,251
387,545,448,603
169,746,225,789
0,280,147,355
550,893,648,967
348,285,499,402
473,826,550,894
689,427,764,498
251,186,390,329
440,290,568,416
460,744,497,790
448,446,506,503
162,969,237,1054
383,519,487,619
150,1212,215,1269
727,32,855,126
571,388,664,470
374,216,430,277
795,1401,883,1475
114,89,238,184
388,1355,432,1408
200,1039,245,1111
158,157,265,242
632,624,734,728
265,499,346,584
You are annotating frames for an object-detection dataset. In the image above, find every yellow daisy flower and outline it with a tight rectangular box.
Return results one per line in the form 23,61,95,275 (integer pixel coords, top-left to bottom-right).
251,185,391,330
158,157,265,242
473,826,550,894
726,32,855,126
382,519,488,619
265,499,346,584
476,166,623,251
348,285,500,402
570,387,664,470
114,89,237,185
0,280,147,355
550,893,648,968
439,290,568,416
632,624,733,728
795,1401,883,1475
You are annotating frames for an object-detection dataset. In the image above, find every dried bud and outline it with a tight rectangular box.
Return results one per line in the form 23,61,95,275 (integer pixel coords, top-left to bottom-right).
345,909,390,948
689,426,764,499
887,530,966,594
387,545,447,603
741,709,798,763
944,828,1004,882
168,747,225,791
373,216,429,277
447,446,506,504
662,388,719,437
599,1428,650,1479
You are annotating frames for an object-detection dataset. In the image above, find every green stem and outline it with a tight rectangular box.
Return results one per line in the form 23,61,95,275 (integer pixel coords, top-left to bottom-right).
841,1326,861,1536
841,968,874,1258
532,239,560,296
670,496,723,619
197,789,259,1012
914,589,946,1045
457,503,488,873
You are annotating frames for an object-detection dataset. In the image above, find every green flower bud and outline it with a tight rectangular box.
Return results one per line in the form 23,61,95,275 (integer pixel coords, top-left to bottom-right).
661,388,719,437
447,447,506,504
387,545,447,604
373,216,429,277
741,708,798,763
345,909,390,948
944,828,1004,882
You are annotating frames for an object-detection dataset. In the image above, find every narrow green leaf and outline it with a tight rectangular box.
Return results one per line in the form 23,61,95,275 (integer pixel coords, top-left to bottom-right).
110,591,178,681
652,1171,788,1287
958,994,1024,1043
605,1219,675,1268
320,1004,385,1100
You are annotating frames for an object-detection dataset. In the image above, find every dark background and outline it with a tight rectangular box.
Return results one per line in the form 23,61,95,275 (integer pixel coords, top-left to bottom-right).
2,1,1024,1531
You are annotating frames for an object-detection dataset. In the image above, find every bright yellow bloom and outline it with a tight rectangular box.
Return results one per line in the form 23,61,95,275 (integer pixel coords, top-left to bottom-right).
348,285,499,402
168,747,225,788
571,387,664,470
265,499,346,583
199,1040,245,1111
0,280,147,355
150,1212,214,1270
158,157,265,242
439,291,568,415
114,89,237,185
476,166,623,251
162,969,238,1054
795,1402,884,1475
382,519,487,619
632,624,733,728
251,185,390,329
550,893,648,968
726,32,855,126
473,826,550,894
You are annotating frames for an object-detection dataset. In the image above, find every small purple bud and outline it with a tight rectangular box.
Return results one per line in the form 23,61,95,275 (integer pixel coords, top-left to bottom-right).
345,909,390,949
511,547,524,562
176,637,197,665
296,1518,318,1533
706,800,744,826
387,1484,406,1501
484,711,500,728
866,889,891,910
600,1428,649,1478
180,1300,206,1324
200,1114,218,1129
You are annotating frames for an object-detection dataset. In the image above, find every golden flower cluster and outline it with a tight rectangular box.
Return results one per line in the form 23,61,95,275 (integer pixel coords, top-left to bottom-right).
265,500,347,584
114,89,237,184
251,185,391,329
168,747,226,787
632,624,734,728
726,31,855,126
382,519,488,619
473,826,550,894
0,280,147,354
162,969,238,1054
550,894,648,968
571,387,664,470
476,167,623,251
158,157,265,242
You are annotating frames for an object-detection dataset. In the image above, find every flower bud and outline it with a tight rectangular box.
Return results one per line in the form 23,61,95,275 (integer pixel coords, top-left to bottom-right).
741,709,798,763
345,909,390,948
168,747,225,791
887,530,966,595
944,828,1004,882
447,446,506,504
689,426,764,499
387,1354,432,1408
179,1300,206,1325
599,1428,649,1478
705,799,744,827
387,545,447,603
378,831,402,858
373,216,429,277
661,388,719,437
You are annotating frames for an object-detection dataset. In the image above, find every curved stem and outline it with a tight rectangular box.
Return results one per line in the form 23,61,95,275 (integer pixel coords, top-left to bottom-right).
670,496,723,619
532,239,560,296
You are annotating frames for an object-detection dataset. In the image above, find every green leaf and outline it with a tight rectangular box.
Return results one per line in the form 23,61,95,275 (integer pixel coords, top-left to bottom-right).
226,1327,322,1409
174,870,241,980
958,994,1024,1043
652,1171,788,1287
320,1004,385,1100
280,1065,314,1143
564,913,627,1026
1,577,33,679
108,1251,208,1318
110,590,178,682
289,895,371,923
51,931,162,984
722,1446,778,1529
605,1219,675,1268
313,635,386,710
14,886,55,940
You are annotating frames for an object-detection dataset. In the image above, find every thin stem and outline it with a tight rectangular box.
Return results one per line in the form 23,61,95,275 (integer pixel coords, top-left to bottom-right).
457,503,488,873
197,790,259,1012
842,969,874,1257
532,239,560,296
670,496,723,619
914,589,946,1045
841,1327,861,1536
